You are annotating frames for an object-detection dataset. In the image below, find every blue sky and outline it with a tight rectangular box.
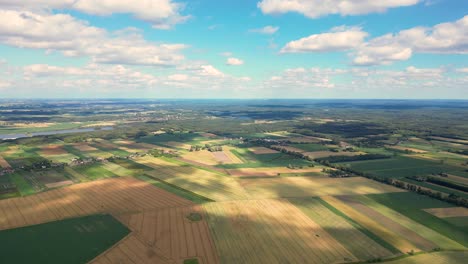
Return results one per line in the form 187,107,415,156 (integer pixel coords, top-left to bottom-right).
0,0,467,98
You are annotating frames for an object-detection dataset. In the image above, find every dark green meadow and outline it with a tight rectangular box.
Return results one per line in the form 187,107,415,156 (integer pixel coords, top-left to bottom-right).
0,214,129,264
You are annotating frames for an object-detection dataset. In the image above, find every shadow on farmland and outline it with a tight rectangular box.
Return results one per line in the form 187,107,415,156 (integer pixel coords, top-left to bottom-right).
202,199,392,264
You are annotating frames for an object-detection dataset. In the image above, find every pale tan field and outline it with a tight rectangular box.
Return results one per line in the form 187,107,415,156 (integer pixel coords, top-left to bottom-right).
40,145,68,156
82,121,116,127
304,151,365,159
249,147,279,154
91,234,175,264
446,174,468,185
44,180,74,188
430,136,468,144
386,145,427,153
227,167,325,177
353,196,465,250
0,155,11,168
337,196,438,251
288,136,332,143
381,251,468,264
0,177,193,231
10,122,54,128
321,196,420,254
163,141,192,150
200,132,217,138
181,147,242,166
72,143,99,152
115,205,218,264
424,207,468,218
204,199,357,264
271,145,306,153
239,177,403,198
137,156,249,201
290,198,394,260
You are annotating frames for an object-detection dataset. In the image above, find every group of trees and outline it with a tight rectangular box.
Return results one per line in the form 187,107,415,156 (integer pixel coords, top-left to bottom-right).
189,144,223,152
315,154,390,164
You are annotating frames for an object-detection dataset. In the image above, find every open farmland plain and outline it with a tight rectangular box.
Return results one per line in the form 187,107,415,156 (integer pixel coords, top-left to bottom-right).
0,99,467,263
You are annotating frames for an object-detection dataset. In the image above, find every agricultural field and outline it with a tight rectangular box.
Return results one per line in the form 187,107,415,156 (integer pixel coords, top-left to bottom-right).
289,197,396,260
0,99,467,263
137,156,249,201
367,192,468,247
115,205,218,264
239,176,403,199
0,214,130,264
337,156,468,178
204,199,357,264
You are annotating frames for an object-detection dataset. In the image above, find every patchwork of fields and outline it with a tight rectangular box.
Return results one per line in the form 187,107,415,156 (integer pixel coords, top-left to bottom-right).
0,130,466,264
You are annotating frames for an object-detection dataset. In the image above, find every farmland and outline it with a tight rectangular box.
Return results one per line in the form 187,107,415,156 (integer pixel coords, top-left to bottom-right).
0,99,467,263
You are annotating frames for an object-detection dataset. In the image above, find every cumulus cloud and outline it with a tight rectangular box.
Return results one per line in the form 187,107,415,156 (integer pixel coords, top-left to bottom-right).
280,16,468,65
249,25,279,35
226,57,244,66
0,0,189,29
257,0,420,18
281,27,368,53
0,10,186,66
353,15,468,65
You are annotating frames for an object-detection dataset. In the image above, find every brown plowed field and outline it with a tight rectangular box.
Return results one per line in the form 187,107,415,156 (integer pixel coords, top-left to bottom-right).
0,155,11,168
0,177,193,231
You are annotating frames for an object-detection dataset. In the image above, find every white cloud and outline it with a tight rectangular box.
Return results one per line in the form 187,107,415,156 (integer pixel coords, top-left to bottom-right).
0,0,189,29
280,16,468,65
0,10,186,66
226,57,244,66
257,0,420,18
281,27,368,53
353,15,468,65
456,68,468,73
249,25,279,35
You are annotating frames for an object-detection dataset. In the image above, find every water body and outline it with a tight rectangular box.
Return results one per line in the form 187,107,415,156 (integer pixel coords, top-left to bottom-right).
0,127,113,140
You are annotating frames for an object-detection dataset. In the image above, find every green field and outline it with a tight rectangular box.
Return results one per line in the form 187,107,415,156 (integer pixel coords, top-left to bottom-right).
366,192,468,247
220,148,314,169
338,156,466,178
73,164,118,180
0,214,129,264
9,173,36,196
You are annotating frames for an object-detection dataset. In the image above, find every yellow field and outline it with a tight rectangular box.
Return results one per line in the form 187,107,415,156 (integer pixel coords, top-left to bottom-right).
204,199,357,264
181,146,242,166
290,198,394,260
424,207,468,218
115,205,218,264
91,234,175,264
163,141,192,150
239,176,403,198
0,177,193,231
354,196,465,250
321,196,420,254
137,156,249,201
386,145,427,153
227,166,326,177
382,251,468,264
72,143,99,152
0,155,11,168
